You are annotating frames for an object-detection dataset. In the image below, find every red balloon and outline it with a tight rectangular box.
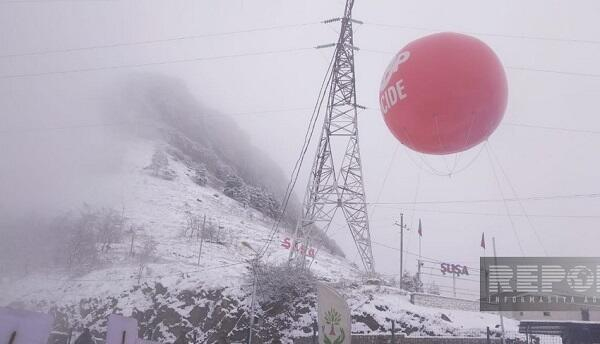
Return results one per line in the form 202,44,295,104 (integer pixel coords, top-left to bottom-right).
379,32,508,155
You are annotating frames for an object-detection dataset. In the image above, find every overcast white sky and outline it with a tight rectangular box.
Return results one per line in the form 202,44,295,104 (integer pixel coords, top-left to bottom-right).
1,0,599,297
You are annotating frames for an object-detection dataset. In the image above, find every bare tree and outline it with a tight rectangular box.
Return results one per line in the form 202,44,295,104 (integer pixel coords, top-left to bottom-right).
96,208,125,253
184,213,201,238
137,236,157,284
62,208,98,272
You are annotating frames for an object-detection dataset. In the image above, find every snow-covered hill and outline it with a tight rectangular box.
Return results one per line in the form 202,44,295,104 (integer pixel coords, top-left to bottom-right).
0,135,517,343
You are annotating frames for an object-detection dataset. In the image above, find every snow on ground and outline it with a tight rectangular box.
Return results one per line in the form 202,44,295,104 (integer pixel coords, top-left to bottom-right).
346,285,519,334
0,137,517,335
0,137,359,306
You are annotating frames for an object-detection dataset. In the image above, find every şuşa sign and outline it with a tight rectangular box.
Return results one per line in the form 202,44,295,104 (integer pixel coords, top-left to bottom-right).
281,238,316,258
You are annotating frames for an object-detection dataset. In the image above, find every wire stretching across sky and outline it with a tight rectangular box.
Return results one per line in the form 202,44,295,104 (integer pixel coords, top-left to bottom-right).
366,192,600,205
359,48,600,80
2,18,600,81
2,106,599,136
363,21,600,46
370,206,600,219
362,107,600,135
0,22,320,59
2,19,597,60
3,45,600,81
0,47,315,80
256,49,336,258
371,239,482,272
0,9,598,223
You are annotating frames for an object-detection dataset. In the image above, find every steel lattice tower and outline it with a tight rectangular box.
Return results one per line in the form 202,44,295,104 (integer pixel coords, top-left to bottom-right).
292,0,375,274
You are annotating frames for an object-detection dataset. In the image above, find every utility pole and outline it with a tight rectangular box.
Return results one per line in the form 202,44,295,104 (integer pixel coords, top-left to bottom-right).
242,241,259,344
394,213,408,290
248,261,257,344
417,259,423,292
197,214,206,266
492,237,506,344
452,272,457,297
289,0,376,275
129,227,135,257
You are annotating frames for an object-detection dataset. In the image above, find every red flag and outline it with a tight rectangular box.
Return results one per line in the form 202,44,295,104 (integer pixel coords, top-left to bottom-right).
480,232,486,249
418,219,422,237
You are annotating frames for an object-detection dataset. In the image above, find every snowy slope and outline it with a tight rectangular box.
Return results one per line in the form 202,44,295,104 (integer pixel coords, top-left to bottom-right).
0,136,358,299
0,136,517,341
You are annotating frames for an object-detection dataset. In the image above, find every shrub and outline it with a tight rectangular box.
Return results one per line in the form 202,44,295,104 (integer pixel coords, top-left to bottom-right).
193,164,208,186
223,175,249,206
145,148,176,180
252,262,315,306
248,186,280,219
400,271,423,292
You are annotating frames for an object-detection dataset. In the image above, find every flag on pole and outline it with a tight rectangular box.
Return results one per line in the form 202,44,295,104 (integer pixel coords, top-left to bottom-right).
481,232,486,249
317,283,351,344
418,219,422,237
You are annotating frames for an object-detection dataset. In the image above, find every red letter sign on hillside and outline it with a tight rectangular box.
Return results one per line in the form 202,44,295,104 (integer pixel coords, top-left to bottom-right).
281,238,316,258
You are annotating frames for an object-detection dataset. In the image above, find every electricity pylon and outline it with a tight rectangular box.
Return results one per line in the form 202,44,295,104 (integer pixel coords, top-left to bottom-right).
291,0,375,274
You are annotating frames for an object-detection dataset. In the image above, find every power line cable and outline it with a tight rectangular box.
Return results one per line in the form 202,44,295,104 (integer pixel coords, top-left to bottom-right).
409,161,422,230
363,108,600,135
360,48,600,79
487,142,548,256
485,142,525,255
363,22,600,46
0,22,319,59
377,272,481,292
370,240,482,272
258,65,331,257
6,44,600,83
366,192,600,205
0,47,314,80
503,122,600,135
370,206,600,219
392,122,488,177
420,271,480,283
0,108,313,136
367,143,400,218
3,108,600,139
257,51,336,258
507,66,600,79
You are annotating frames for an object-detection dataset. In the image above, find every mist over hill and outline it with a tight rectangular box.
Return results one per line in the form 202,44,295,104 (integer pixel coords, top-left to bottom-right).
0,73,344,279
114,74,343,256
114,74,298,221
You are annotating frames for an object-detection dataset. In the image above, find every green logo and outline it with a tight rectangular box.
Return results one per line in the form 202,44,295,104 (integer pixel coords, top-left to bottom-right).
323,308,345,344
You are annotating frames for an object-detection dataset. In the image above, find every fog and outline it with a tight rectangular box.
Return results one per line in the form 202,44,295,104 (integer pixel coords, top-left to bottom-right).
1,0,599,295
0,76,126,217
